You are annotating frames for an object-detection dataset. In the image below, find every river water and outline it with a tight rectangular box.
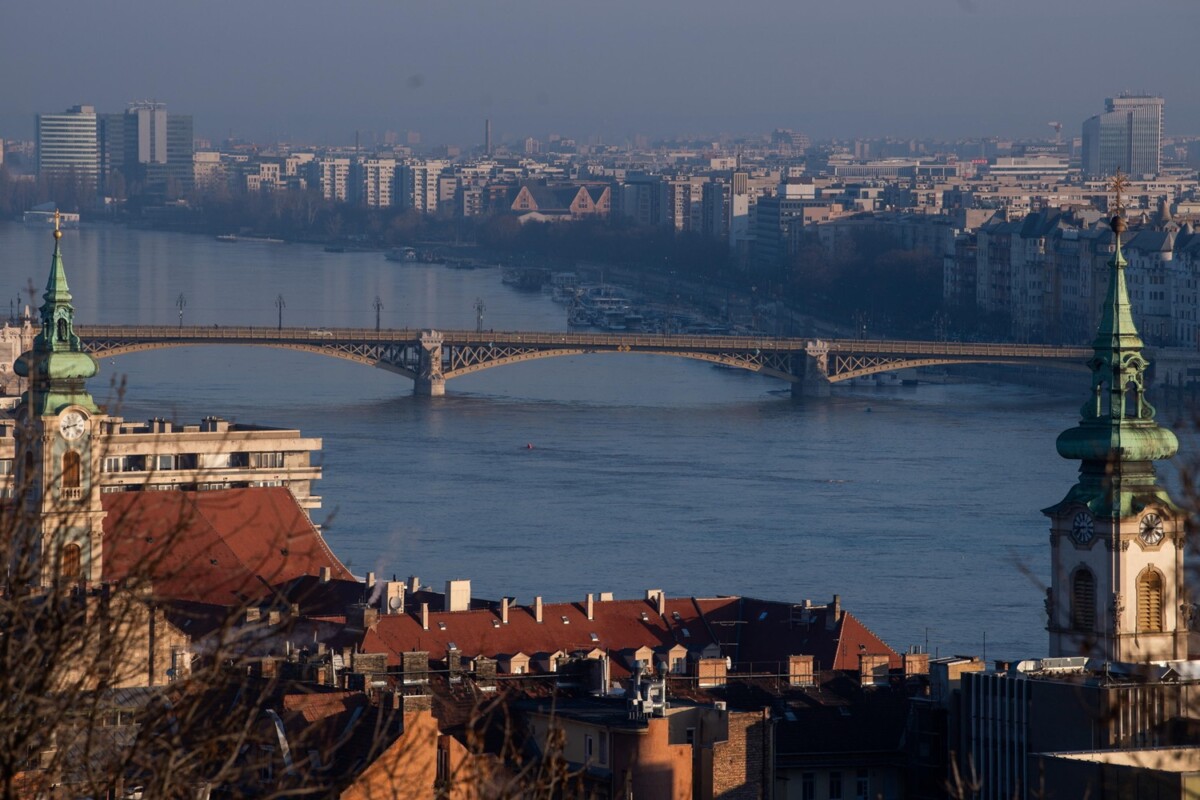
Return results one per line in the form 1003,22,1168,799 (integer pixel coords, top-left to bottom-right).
4,221,1189,661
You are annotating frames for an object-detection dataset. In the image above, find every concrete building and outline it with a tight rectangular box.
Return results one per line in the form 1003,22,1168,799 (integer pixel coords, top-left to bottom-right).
352,158,397,208
36,105,100,185
99,102,194,197
309,157,350,202
1082,94,1164,179
396,159,448,214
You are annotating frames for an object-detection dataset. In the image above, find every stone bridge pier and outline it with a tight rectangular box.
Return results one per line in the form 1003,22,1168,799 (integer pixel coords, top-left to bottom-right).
415,330,446,396
790,341,831,398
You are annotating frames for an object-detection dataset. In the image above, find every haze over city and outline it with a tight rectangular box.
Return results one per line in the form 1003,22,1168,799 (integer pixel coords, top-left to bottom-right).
3,0,1199,144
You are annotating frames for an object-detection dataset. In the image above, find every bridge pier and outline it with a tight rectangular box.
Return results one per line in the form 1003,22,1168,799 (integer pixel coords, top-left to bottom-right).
790,345,832,398
415,330,446,397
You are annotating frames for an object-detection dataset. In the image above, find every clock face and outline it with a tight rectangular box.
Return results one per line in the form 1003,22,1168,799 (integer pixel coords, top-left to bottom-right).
59,410,86,441
1139,513,1165,546
1070,511,1094,545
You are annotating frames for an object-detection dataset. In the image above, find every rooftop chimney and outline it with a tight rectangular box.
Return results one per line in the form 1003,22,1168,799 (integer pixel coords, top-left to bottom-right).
408,575,420,594
420,602,429,631
586,593,594,621
646,589,665,617
534,596,543,624
445,579,471,613
319,566,332,583
827,594,842,630
500,598,509,625
366,571,376,589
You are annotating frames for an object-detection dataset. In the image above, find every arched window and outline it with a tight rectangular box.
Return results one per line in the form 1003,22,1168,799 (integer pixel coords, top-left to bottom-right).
56,318,67,342
1138,570,1164,633
60,543,81,582
62,451,81,489
1071,568,1096,631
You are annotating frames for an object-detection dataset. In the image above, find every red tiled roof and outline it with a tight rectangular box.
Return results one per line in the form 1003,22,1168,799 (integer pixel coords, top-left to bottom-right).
101,488,353,605
362,597,715,668
712,597,900,672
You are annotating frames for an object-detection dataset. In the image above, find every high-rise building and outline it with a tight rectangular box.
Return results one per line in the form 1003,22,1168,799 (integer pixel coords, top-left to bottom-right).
1081,94,1163,179
36,105,100,184
396,160,448,214
99,102,194,197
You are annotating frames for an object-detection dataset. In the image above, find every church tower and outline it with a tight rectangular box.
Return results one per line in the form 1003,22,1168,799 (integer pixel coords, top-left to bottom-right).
13,214,106,587
1045,178,1186,663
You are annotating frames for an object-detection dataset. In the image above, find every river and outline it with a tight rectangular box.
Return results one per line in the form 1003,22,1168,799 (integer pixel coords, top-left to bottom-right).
4,221,1189,661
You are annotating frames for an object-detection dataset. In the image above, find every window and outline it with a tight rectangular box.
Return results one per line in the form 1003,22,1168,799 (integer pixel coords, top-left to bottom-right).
60,543,81,582
585,734,594,763
103,456,123,473
1138,569,1164,632
856,769,869,800
598,732,607,766
249,452,285,469
801,773,815,800
0,459,12,475
1071,568,1096,631
685,727,695,745
62,451,81,489
829,771,843,800
157,455,175,470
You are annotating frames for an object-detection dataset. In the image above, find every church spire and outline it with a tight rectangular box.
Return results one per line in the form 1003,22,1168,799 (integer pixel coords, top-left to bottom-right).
1053,171,1177,517
13,213,100,415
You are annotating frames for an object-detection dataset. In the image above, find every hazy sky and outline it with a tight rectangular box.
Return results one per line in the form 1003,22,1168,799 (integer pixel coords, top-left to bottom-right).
3,0,1197,146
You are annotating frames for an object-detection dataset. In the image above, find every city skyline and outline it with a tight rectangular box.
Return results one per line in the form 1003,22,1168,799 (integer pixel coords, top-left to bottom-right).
2,0,1198,145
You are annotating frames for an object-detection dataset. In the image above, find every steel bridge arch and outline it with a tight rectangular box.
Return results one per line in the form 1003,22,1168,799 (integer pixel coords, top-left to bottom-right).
86,340,421,381
827,356,1088,382
442,346,799,382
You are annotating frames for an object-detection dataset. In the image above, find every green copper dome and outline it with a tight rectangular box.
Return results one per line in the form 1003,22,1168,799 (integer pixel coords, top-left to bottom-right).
1050,214,1178,518
13,224,100,415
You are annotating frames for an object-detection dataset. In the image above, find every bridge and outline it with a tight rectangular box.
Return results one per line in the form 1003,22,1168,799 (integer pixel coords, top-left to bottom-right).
75,325,1092,397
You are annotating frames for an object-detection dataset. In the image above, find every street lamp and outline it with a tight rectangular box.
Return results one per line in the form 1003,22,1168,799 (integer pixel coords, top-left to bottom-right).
275,294,286,332
474,297,486,333
176,293,186,330
373,295,383,332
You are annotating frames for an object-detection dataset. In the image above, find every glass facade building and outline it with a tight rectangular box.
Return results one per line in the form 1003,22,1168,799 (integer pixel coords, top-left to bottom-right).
1081,94,1163,179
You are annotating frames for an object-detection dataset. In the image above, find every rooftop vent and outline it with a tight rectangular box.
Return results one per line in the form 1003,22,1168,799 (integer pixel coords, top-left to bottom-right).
672,611,682,621
437,622,447,631
589,632,599,643
561,616,570,625
492,619,501,628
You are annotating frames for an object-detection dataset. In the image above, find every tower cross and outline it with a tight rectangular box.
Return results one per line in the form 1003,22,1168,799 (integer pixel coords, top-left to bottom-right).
1110,170,1129,216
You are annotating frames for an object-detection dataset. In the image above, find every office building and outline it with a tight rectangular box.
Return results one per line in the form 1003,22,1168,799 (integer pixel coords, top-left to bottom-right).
36,105,100,184
1081,94,1164,179
99,102,194,197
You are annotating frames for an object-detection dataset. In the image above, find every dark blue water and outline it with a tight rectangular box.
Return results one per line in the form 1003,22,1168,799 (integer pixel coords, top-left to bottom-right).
4,221,1166,661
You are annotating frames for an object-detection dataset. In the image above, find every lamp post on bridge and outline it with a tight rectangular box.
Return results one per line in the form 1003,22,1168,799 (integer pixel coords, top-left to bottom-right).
176,293,186,330
373,295,383,332
474,297,485,333
275,294,286,332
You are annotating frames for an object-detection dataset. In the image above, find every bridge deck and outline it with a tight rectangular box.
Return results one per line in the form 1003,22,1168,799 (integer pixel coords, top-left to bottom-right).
76,325,1093,360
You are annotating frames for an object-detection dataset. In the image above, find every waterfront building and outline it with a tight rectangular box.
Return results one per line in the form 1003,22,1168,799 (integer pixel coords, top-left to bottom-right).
396,159,449,214
352,157,397,208
1082,94,1164,179
308,156,350,202
35,105,100,185
98,102,194,197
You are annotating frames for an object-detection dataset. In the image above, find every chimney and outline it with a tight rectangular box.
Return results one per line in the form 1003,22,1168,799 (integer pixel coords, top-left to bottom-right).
319,566,332,583
586,593,594,621
420,602,429,631
408,575,420,594
534,596,543,624
366,571,376,589
500,597,509,625
445,579,471,613
646,589,665,617
827,594,842,630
